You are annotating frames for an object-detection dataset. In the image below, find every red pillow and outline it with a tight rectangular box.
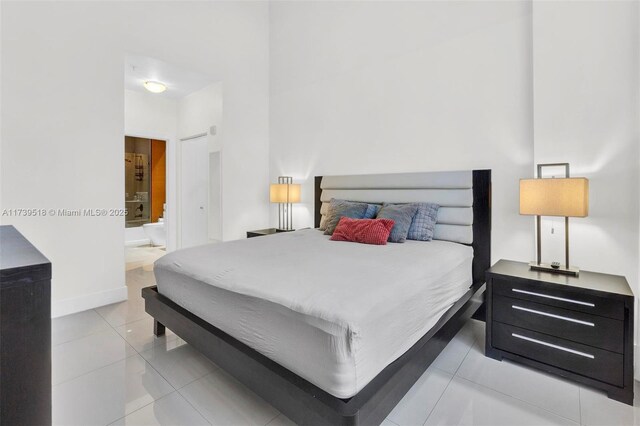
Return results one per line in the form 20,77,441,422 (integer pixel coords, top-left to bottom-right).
330,217,395,245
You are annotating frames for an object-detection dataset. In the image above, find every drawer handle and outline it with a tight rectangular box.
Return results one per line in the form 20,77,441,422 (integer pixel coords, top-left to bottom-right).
512,305,595,327
511,333,595,359
512,289,595,307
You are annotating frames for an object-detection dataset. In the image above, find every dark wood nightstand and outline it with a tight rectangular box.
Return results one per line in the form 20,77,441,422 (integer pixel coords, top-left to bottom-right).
246,228,294,238
485,259,634,405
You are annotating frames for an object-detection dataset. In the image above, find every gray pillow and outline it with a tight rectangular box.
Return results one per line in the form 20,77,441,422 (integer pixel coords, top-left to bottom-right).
407,203,440,241
323,199,369,235
376,203,419,243
319,215,328,231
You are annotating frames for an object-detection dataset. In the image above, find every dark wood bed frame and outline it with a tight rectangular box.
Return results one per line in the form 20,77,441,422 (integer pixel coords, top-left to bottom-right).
143,169,491,426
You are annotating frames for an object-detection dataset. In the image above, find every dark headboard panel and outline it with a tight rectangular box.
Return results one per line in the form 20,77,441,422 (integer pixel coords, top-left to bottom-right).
314,170,492,287
470,170,492,287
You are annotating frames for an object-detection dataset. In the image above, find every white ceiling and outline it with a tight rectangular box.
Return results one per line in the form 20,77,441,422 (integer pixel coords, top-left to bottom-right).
124,55,216,100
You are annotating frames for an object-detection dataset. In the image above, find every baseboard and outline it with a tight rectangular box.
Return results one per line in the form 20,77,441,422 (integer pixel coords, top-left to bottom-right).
125,238,151,247
52,285,128,318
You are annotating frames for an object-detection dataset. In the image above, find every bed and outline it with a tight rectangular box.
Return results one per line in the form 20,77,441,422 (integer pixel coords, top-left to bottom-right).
143,169,491,425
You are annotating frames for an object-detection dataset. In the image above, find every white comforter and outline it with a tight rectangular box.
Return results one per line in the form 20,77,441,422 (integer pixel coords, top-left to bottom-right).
155,229,472,398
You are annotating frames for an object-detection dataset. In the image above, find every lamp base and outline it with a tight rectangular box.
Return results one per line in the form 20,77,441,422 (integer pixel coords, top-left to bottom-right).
528,261,579,277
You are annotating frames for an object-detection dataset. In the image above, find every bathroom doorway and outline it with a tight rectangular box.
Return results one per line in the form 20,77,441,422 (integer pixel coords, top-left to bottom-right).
124,136,167,270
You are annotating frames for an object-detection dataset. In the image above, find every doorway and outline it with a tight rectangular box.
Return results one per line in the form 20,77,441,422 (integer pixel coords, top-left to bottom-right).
180,135,222,248
124,136,167,270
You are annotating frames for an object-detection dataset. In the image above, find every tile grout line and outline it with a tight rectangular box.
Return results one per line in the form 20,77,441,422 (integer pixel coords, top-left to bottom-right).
54,285,164,384
421,324,478,426
265,415,281,426
52,319,139,388
176,387,214,426
451,325,481,378
454,375,581,425
102,302,214,425
104,393,168,426
148,357,214,392
99,274,196,426
263,411,283,426
53,350,140,389
107,389,213,426
384,417,401,426
424,319,580,426
53,270,174,425
421,369,455,426
53,305,139,388
97,287,187,400
578,387,583,425
454,323,582,425
176,374,219,425
52,327,111,348
119,271,219,423
52,314,113,347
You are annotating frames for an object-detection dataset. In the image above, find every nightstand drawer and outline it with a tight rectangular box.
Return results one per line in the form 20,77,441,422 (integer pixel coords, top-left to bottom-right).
493,278,625,320
493,294,624,353
493,322,624,387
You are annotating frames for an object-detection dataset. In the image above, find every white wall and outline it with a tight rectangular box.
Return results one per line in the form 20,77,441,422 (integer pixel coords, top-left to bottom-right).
125,89,178,140
532,0,640,375
177,82,224,242
1,1,269,317
269,1,535,262
178,82,223,152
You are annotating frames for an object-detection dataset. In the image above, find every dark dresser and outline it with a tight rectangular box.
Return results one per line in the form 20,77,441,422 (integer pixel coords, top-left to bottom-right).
0,225,52,425
486,259,634,405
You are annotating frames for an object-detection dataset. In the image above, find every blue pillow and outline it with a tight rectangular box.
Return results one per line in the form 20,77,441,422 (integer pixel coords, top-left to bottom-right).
323,199,369,235
407,203,440,241
363,204,381,219
376,203,419,243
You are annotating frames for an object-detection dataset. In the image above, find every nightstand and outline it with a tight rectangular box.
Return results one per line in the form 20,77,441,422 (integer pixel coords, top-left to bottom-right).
485,259,634,405
246,228,294,238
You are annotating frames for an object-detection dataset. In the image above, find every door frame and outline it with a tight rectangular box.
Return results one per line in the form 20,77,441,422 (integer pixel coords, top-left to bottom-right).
177,133,223,249
208,150,223,242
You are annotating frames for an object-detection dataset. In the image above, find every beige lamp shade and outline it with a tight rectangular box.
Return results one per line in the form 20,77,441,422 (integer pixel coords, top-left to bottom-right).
520,178,589,217
270,183,301,203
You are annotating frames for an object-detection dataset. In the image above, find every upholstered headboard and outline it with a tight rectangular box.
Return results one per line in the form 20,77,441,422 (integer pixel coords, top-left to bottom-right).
314,170,491,287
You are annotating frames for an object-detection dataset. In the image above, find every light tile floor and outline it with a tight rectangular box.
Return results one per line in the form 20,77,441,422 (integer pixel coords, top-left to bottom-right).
125,246,166,272
53,267,640,425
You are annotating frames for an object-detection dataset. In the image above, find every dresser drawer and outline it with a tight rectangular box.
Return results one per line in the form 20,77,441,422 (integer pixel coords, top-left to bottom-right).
493,294,624,353
493,322,624,387
492,277,625,320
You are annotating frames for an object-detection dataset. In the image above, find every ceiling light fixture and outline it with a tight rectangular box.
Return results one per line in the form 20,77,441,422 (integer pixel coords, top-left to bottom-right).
143,81,167,93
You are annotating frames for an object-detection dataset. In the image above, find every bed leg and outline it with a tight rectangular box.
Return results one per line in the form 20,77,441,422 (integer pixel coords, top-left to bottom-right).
154,320,166,336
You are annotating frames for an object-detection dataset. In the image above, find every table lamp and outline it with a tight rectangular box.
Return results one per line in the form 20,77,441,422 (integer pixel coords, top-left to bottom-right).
520,163,589,276
270,176,301,231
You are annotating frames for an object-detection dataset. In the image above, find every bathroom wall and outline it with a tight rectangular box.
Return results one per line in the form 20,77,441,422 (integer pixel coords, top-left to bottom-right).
124,136,152,228
150,140,166,223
